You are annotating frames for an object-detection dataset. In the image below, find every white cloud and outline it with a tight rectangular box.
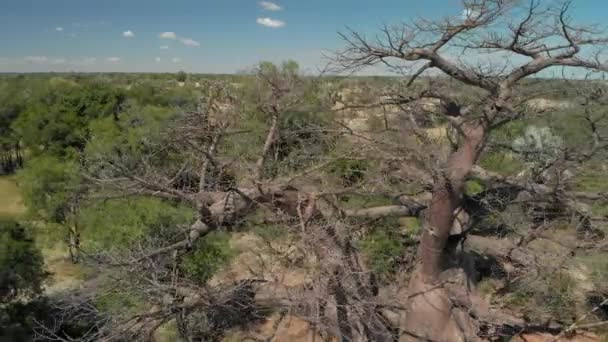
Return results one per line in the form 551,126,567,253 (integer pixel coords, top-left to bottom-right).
159,32,177,40
256,17,286,28
259,1,282,11
462,8,480,21
123,30,135,38
51,58,67,65
106,57,121,63
155,57,161,63
55,27,64,32
24,56,48,63
159,32,199,46
172,57,181,63
179,38,200,47
81,57,97,65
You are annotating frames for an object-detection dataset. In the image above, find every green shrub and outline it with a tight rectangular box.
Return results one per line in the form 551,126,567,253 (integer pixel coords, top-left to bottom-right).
359,225,403,279
465,179,485,196
181,231,235,284
78,197,194,253
330,158,369,186
95,279,147,317
576,170,608,193
479,152,525,176
0,220,46,302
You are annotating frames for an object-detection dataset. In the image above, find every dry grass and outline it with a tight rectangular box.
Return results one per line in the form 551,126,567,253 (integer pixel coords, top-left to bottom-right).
42,244,92,294
0,175,26,219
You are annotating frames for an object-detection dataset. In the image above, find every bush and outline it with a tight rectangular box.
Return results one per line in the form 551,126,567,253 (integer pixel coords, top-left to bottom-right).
0,220,46,302
181,231,235,284
359,222,404,279
464,179,485,196
78,197,194,253
176,71,188,83
330,158,369,186
479,152,525,176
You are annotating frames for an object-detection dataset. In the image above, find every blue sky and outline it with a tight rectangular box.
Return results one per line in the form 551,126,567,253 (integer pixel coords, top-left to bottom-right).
0,0,606,73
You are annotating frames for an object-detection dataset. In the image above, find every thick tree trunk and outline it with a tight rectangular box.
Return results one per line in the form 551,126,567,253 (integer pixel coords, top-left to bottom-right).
401,121,486,342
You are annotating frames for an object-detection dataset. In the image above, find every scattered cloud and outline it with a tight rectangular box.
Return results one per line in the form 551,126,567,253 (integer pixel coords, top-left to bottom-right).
172,57,181,63
159,32,177,40
51,58,67,65
179,38,200,47
55,27,64,32
259,1,282,11
24,56,48,63
106,57,121,63
256,17,286,28
81,57,97,65
462,8,480,21
123,30,135,38
159,32,199,47
155,57,161,63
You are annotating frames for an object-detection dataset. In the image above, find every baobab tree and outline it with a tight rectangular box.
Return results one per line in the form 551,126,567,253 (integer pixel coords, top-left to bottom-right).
334,0,608,340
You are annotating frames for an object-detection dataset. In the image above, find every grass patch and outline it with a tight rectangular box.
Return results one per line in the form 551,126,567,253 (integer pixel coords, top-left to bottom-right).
399,217,421,236
0,175,26,219
42,243,93,294
339,194,393,209
465,179,485,196
359,228,403,279
479,152,525,176
576,170,608,193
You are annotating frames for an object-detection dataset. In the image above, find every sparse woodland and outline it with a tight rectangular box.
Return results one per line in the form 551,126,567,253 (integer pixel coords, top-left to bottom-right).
2,1,608,341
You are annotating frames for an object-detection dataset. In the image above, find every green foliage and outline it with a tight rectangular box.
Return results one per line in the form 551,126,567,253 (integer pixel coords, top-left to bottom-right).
95,278,147,317
85,103,181,178
359,226,403,279
12,79,125,158
219,60,339,180
273,109,336,173
78,197,194,253
0,176,26,220
17,155,81,223
464,179,485,196
0,220,46,302
330,158,369,186
181,231,235,284
399,217,421,236
576,169,608,193
176,70,188,83
479,152,525,176
339,194,393,209
591,202,608,217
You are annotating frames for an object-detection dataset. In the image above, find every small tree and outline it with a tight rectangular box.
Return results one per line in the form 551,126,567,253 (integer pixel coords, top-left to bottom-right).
176,70,188,83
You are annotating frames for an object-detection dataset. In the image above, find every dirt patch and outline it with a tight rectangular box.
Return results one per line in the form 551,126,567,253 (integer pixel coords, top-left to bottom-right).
209,232,310,288
42,244,91,294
